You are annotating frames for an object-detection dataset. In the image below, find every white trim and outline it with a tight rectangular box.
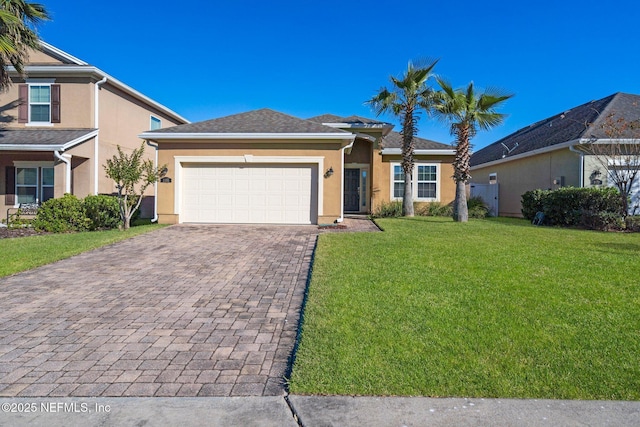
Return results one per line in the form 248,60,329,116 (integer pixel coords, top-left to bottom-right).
94,77,107,195
390,162,441,202
381,148,456,155
64,129,99,150
173,156,325,223
26,82,53,125
39,41,88,65
139,132,355,141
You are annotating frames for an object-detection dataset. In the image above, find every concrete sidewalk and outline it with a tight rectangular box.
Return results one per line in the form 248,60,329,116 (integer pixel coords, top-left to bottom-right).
1,396,638,426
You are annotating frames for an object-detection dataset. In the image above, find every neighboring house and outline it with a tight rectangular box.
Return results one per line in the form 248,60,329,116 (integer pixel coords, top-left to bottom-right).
139,109,455,225
1,41,188,220
470,92,640,217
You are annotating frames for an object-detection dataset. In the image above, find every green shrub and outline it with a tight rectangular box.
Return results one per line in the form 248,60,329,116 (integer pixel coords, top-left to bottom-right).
372,201,403,218
521,187,625,230
521,189,549,221
84,195,121,230
467,196,490,219
416,202,453,217
625,216,640,232
33,194,90,232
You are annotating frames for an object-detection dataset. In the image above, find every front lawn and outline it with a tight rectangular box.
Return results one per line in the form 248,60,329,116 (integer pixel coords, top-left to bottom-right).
289,217,640,399
0,224,165,278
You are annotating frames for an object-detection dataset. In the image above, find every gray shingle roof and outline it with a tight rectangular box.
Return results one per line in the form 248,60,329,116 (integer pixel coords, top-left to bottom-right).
147,109,350,134
0,128,97,148
471,92,640,166
381,131,452,150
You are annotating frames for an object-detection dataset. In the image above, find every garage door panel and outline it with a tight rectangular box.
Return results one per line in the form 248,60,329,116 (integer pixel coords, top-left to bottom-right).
182,164,317,224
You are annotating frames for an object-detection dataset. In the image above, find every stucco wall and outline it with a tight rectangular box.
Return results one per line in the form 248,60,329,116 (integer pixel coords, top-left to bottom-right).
471,148,581,217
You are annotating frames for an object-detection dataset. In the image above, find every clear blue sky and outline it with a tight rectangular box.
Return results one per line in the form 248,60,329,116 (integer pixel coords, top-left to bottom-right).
38,0,640,149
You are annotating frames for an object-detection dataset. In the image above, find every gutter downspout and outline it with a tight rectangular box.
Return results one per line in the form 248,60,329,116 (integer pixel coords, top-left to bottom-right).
145,139,159,223
569,145,584,187
94,76,108,195
336,139,356,223
54,150,71,194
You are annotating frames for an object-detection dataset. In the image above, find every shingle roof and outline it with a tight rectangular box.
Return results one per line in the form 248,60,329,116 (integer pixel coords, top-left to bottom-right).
470,92,640,166
147,109,350,134
381,131,452,150
0,128,97,148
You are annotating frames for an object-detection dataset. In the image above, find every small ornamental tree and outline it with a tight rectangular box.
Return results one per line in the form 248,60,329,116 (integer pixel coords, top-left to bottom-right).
104,143,166,229
576,112,640,217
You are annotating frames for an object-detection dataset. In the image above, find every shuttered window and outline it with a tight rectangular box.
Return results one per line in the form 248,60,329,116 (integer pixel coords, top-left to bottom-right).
18,84,60,124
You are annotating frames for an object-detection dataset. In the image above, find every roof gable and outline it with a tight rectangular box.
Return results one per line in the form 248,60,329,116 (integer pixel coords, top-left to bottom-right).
470,93,640,166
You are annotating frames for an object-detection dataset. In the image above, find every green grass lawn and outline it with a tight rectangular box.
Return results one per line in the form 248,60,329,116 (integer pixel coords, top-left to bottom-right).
289,217,640,400
0,224,165,278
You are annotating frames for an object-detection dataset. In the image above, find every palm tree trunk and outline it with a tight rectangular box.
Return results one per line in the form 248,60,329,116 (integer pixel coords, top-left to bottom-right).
454,180,468,222
403,170,414,216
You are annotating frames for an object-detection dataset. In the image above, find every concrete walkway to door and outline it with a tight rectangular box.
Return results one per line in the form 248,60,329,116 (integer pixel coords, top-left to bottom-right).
0,225,317,397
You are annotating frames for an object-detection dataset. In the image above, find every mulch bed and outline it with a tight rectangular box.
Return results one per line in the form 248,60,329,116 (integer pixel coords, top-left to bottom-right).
0,227,48,239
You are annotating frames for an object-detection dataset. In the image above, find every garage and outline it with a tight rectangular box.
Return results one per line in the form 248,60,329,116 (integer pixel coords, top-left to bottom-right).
181,163,318,224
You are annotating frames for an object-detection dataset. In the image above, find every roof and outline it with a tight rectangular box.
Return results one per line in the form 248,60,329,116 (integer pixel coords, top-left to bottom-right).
140,109,355,141
9,42,190,125
0,128,98,151
471,92,640,167
381,131,452,150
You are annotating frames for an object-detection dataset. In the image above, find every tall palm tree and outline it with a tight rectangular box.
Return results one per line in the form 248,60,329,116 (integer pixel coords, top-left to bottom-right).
433,78,513,222
0,0,50,91
367,59,439,216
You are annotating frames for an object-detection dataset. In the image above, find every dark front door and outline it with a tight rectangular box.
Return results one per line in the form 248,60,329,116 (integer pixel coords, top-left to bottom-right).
344,168,360,211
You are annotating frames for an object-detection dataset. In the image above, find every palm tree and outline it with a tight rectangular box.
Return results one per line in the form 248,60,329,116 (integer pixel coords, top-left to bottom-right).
367,59,439,216
0,0,50,91
433,78,513,222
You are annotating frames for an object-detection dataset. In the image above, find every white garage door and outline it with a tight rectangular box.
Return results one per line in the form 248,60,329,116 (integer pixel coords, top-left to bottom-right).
181,164,317,224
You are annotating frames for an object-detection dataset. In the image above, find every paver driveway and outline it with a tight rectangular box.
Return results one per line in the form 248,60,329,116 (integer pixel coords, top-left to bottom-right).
0,225,317,397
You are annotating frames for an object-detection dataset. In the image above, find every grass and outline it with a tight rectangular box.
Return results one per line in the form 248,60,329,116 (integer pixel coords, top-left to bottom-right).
289,217,640,400
0,224,165,278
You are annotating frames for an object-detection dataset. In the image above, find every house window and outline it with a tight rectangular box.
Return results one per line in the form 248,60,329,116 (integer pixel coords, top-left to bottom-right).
417,165,437,199
19,82,60,124
15,166,54,204
489,173,497,184
29,85,51,122
150,116,162,130
393,165,405,198
391,162,439,201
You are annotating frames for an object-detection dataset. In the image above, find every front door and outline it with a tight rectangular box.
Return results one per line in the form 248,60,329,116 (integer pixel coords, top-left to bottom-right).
344,168,360,211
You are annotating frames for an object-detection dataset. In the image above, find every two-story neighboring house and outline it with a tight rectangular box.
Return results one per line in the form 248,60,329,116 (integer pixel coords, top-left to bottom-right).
1,41,188,220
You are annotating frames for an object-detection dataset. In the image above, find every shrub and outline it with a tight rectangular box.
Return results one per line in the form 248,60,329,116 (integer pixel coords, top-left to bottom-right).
84,194,121,230
625,216,640,232
521,187,625,230
416,202,453,217
467,196,490,219
372,201,403,218
33,194,90,232
521,189,549,221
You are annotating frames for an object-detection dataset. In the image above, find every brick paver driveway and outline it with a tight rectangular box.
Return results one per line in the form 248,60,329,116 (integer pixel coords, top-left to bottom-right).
0,225,317,397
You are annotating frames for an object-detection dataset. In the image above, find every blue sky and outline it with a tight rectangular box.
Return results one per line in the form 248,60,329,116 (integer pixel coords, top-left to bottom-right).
38,0,640,149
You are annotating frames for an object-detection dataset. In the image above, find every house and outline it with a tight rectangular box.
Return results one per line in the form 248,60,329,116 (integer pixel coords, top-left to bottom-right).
139,109,456,224
1,41,189,220
470,93,640,217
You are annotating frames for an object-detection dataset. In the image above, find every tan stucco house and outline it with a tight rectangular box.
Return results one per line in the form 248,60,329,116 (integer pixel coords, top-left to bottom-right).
470,92,640,217
140,110,456,225
1,42,188,219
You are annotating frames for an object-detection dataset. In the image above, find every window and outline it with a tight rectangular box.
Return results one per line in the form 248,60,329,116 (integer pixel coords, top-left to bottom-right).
417,165,437,198
391,163,439,201
30,85,51,122
393,165,405,198
150,116,162,130
18,82,60,124
15,166,54,204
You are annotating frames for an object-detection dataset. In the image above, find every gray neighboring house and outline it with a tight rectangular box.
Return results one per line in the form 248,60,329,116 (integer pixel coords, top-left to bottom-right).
470,92,640,217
